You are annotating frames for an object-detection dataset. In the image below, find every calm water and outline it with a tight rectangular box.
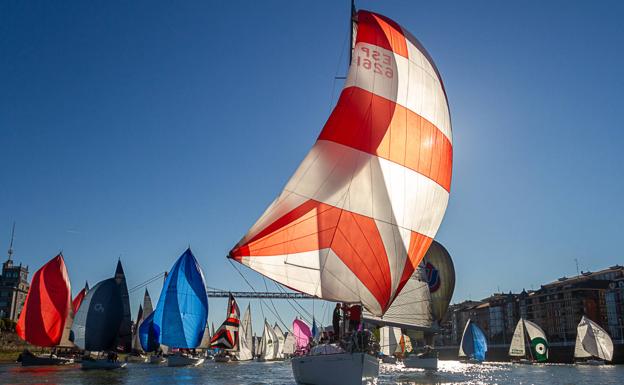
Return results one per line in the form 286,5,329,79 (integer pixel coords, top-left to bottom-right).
1,360,623,385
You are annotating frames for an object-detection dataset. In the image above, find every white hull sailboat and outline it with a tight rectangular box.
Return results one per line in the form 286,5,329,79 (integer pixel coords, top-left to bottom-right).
167,353,205,367
292,352,379,385
574,316,613,365
509,318,549,363
226,1,453,383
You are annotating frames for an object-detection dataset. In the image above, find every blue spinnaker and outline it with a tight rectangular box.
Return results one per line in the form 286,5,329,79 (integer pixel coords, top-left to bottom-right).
152,248,208,348
138,311,160,352
471,323,488,361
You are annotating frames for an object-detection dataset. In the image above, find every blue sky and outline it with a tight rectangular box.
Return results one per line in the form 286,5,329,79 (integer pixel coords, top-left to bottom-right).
1,0,623,330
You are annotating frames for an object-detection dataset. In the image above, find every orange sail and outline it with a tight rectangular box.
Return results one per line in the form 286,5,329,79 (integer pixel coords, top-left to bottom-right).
16,254,72,347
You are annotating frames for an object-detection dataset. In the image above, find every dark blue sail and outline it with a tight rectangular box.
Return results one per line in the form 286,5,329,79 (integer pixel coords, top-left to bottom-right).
71,278,123,351
138,311,160,352
152,248,208,348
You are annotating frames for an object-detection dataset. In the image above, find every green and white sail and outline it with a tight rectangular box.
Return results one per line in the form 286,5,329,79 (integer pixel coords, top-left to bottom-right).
509,318,548,362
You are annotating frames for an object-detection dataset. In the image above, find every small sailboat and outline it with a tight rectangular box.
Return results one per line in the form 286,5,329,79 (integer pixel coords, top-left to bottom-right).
258,319,279,361
237,304,254,361
379,326,402,364
126,304,148,363
273,323,286,360
72,281,88,314
210,293,240,362
292,319,312,356
151,248,209,367
459,319,487,363
72,277,127,370
509,318,548,363
283,333,296,358
574,316,613,365
16,254,75,366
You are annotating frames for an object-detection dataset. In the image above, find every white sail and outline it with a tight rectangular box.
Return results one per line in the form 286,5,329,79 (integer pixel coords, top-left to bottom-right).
575,316,613,361
458,320,471,358
380,326,401,356
509,319,526,357
283,333,296,355
363,266,432,329
273,323,285,359
237,305,253,360
197,321,211,349
261,320,278,361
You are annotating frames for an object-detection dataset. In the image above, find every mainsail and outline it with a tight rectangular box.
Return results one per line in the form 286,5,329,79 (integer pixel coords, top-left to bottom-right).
363,265,432,329
422,241,455,322
237,304,253,360
114,260,133,352
273,323,286,359
210,293,240,350
260,319,278,360
228,9,453,317
574,316,613,361
152,248,209,349
509,319,526,357
16,254,72,347
71,277,124,351
131,304,144,352
459,319,487,361
380,326,402,356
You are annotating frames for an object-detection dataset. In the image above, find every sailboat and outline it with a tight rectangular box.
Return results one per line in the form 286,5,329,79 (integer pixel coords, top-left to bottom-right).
258,319,279,361
127,304,148,363
72,281,88,314
458,319,487,363
237,304,254,361
283,332,296,358
228,2,452,382
16,254,75,366
71,277,127,370
509,318,548,363
379,326,402,364
210,293,240,362
273,323,286,360
151,248,209,367
574,316,614,365
114,260,133,353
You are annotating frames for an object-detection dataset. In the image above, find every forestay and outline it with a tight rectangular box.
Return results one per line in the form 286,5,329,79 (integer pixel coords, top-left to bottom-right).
228,9,453,316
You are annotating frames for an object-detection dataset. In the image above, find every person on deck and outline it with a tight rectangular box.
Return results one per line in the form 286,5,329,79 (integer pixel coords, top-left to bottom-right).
332,303,342,341
348,304,362,332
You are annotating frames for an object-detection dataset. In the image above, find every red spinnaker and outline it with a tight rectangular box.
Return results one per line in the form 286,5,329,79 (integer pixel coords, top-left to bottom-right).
16,254,72,347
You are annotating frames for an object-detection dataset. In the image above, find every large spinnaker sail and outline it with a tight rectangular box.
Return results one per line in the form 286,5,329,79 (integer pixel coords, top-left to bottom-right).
237,305,253,360
509,319,526,357
152,248,209,349
210,293,240,350
363,265,432,329
459,319,487,361
16,254,72,347
575,316,614,361
524,319,548,361
422,241,455,322
293,319,312,351
228,9,452,317
71,278,124,351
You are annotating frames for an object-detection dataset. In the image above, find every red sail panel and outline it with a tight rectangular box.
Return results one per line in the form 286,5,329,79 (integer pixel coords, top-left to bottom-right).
72,288,87,314
16,254,72,347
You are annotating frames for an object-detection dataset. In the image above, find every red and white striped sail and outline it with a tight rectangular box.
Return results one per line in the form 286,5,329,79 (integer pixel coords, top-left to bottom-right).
229,10,452,316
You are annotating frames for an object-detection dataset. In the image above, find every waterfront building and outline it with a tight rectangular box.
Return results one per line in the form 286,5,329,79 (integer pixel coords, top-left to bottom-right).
0,226,29,321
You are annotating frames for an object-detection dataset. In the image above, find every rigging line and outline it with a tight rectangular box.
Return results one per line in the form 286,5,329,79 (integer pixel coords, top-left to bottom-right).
328,24,351,114
128,272,166,293
262,276,291,333
227,259,289,332
275,283,313,321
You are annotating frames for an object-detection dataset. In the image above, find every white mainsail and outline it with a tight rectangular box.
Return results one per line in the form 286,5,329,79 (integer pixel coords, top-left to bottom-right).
509,319,526,357
458,320,471,358
273,323,286,359
260,320,278,361
363,266,432,329
283,333,296,356
237,305,253,360
575,316,614,361
380,326,401,356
